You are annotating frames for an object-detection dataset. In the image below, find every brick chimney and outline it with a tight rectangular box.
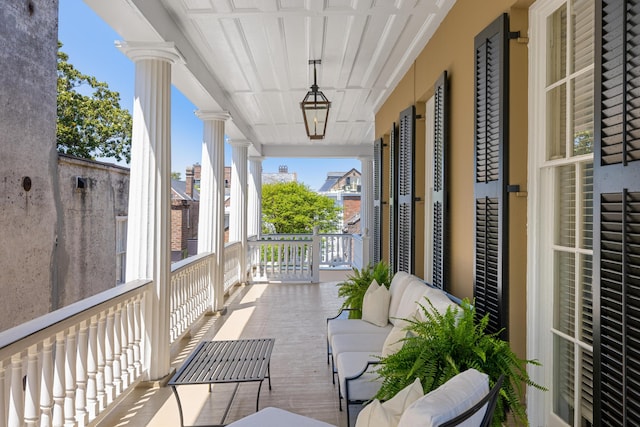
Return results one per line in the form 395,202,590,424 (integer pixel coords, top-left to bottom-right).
185,166,194,198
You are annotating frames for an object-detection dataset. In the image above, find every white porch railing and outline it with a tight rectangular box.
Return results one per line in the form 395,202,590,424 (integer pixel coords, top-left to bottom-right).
318,233,353,268
248,236,315,282
247,233,364,282
224,241,243,292
0,279,151,427
170,253,212,344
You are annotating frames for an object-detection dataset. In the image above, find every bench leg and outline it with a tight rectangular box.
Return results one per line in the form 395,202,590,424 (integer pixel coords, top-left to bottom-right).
171,386,185,427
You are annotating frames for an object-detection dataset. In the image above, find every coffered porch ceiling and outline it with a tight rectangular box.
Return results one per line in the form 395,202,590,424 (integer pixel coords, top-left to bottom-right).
84,0,456,157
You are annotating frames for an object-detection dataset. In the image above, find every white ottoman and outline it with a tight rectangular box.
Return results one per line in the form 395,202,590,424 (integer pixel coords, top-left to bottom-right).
226,407,336,427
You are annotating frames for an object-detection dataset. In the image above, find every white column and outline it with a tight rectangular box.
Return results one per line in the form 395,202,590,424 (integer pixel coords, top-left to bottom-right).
248,156,263,238
196,111,229,312
360,155,374,265
118,41,183,381
229,140,250,282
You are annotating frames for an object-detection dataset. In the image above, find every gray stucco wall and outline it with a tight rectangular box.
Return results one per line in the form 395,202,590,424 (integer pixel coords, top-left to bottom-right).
56,155,129,307
0,1,60,330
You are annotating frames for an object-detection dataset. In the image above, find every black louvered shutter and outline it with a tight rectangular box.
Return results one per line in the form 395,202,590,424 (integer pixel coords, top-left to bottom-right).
595,2,640,425
473,13,509,338
389,123,399,273
398,106,416,274
373,138,383,265
432,71,449,290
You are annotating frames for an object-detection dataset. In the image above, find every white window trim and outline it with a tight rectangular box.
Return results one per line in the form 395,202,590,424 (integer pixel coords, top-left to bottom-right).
527,0,566,425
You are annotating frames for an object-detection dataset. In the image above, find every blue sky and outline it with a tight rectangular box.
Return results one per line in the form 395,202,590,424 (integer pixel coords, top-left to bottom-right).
57,1,359,191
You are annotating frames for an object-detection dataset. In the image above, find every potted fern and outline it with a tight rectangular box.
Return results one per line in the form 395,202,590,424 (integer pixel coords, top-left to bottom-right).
375,299,545,426
336,262,391,319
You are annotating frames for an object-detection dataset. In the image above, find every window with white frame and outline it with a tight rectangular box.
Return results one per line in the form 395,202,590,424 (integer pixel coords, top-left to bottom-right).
530,0,594,425
116,216,127,285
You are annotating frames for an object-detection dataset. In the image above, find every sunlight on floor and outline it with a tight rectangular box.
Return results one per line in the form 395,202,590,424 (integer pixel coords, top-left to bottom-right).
213,307,256,340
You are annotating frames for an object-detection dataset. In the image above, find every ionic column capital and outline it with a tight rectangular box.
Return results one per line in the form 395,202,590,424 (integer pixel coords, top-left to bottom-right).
115,41,185,64
229,139,251,148
196,110,231,122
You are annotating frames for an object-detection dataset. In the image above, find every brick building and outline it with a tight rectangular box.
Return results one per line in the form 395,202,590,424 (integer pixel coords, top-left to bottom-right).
318,168,361,234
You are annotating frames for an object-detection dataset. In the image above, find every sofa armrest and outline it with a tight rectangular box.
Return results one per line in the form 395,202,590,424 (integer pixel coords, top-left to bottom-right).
326,307,361,324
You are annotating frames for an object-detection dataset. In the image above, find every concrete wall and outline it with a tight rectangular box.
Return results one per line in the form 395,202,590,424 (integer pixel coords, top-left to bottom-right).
375,0,534,359
0,0,59,330
56,155,129,307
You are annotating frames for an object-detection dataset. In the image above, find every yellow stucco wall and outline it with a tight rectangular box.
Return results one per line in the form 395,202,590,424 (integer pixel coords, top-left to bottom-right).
375,0,533,359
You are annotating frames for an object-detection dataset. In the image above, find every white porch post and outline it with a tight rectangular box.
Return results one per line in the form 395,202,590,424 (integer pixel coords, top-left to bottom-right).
118,42,182,381
248,156,263,239
196,111,230,313
229,141,250,282
360,155,374,266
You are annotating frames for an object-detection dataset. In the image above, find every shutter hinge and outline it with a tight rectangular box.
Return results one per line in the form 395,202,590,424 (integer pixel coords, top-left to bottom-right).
509,31,528,44
414,197,422,202
507,184,527,197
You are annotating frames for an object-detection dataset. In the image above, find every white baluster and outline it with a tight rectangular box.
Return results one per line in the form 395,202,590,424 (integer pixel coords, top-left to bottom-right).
64,329,76,427
96,314,106,411
76,322,88,426
104,311,114,404
126,301,135,382
133,298,142,377
119,304,129,389
112,308,122,396
8,354,23,427
86,317,98,421
39,339,53,427
25,346,39,426
52,333,65,427
0,361,6,427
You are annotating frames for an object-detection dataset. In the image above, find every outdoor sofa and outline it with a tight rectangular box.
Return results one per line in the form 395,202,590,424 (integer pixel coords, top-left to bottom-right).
326,271,463,425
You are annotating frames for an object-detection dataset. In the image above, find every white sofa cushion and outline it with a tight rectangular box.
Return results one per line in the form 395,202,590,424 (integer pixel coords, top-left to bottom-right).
388,272,413,319
227,407,336,427
381,325,408,358
355,377,423,427
391,278,427,327
362,279,391,327
331,332,389,359
397,369,490,427
418,286,460,319
336,352,383,402
327,319,392,343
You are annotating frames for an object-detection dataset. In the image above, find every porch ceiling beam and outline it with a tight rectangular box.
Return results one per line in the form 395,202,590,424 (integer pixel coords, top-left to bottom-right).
261,143,373,158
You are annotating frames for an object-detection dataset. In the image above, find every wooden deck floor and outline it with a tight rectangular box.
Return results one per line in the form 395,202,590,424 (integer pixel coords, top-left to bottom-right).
97,270,353,427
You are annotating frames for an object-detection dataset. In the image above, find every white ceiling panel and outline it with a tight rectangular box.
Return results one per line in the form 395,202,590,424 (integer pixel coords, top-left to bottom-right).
87,0,457,156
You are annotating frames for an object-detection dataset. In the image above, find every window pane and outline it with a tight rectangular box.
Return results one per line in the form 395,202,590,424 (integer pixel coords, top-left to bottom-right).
555,250,575,335
554,334,575,424
547,4,567,85
571,0,594,72
572,70,594,156
547,84,567,160
581,162,593,249
556,165,576,246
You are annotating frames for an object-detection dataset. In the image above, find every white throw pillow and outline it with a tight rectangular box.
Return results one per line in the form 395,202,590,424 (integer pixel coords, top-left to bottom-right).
388,272,413,319
362,279,391,327
397,369,490,427
355,377,423,427
381,325,408,358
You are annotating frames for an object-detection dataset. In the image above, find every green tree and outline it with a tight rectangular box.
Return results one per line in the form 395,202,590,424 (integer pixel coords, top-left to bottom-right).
262,181,340,234
171,172,182,180
57,42,132,162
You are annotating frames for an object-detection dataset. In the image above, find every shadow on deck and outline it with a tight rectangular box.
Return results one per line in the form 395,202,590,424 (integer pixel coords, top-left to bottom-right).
97,270,351,427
